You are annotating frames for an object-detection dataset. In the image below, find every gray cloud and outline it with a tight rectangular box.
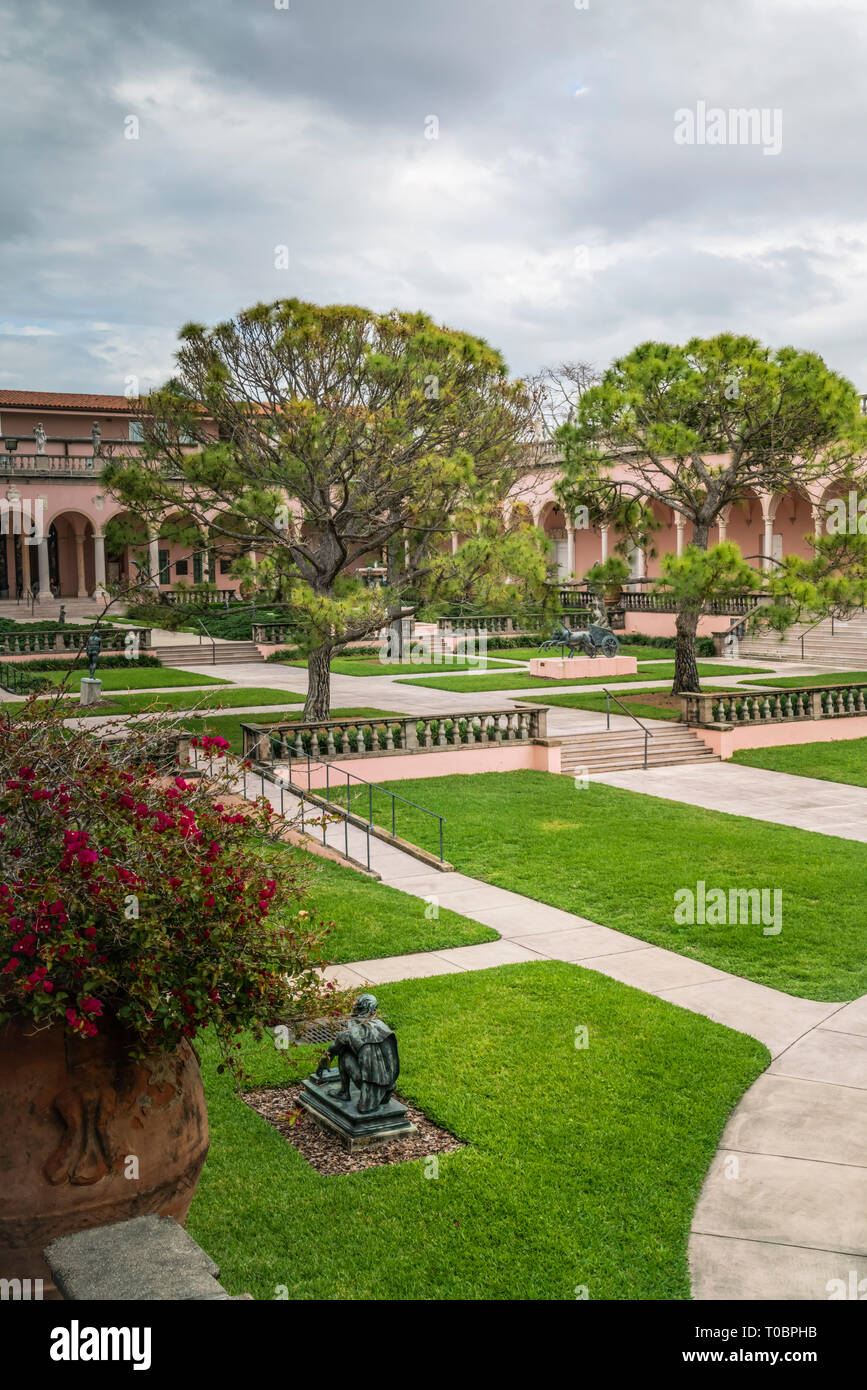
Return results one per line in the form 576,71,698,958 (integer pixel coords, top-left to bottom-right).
1,0,866,392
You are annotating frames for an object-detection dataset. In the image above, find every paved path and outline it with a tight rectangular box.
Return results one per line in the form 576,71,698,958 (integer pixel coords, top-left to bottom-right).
228,760,867,1302
595,761,867,844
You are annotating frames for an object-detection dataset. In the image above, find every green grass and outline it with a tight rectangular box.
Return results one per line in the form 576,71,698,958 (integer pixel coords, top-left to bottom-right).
268,842,496,961
481,644,675,663
731,738,867,789
181,708,403,755
187,963,768,1300
81,687,307,717
516,690,683,721
359,771,866,999
38,666,229,691
739,670,867,689
281,656,520,677
396,663,768,693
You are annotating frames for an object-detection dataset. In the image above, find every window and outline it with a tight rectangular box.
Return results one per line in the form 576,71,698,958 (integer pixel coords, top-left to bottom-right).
129,420,144,442
175,559,189,576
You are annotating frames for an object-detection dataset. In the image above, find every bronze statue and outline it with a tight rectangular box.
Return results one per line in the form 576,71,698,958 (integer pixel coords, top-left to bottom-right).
314,994,399,1114
85,630,101,680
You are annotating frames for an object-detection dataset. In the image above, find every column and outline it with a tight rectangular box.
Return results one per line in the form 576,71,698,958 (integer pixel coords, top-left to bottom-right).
565,524,574,578
675,517,686,556
762,515,774,570
148,536,160,584
634,546,646,580
20,534,31,594
74,532,87,597
811,505,824,537
717,513,728,543
93,533,106,592
450,533,458,556
37,537,50,596
600,525,609,561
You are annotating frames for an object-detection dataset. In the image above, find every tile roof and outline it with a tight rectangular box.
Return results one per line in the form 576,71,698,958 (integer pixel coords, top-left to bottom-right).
0,390,134,412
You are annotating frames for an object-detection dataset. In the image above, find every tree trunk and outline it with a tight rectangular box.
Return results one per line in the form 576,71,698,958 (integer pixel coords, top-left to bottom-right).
304,643,332,721
672,521,709,695
672,605,702,694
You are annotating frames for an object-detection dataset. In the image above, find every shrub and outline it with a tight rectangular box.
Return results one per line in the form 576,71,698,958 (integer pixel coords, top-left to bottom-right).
0,705,340,1075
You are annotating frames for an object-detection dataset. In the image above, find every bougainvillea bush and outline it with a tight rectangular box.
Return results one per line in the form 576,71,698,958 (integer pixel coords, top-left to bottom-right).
0,703,337,1075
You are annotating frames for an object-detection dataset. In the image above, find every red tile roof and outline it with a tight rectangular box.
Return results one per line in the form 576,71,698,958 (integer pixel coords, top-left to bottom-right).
0,390,134,412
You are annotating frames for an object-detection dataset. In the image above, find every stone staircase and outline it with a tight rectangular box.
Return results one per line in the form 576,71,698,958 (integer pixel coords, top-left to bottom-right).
738,611,867,666
559,726,719,775
152,640,265,666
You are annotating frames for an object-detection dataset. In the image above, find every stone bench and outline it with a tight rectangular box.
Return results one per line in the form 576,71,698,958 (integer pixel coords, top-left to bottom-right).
44,1215,249,1301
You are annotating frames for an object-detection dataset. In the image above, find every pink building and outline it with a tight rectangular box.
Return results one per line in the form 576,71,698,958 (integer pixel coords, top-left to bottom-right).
0,389,850,609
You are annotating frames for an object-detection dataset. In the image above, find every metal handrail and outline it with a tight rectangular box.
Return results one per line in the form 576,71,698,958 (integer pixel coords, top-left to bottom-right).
191,616,217,665
189,745,374,872
284,748,445,862
602,687,655,769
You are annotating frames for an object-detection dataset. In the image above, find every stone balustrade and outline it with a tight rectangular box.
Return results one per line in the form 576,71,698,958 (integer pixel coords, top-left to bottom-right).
683,682,867,727
0,454,99,476
253,621,293,644
242,706,550,763
437,615,520,635
0,626,152,656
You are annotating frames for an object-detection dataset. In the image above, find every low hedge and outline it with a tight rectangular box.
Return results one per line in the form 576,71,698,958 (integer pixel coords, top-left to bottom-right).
9,653,163,673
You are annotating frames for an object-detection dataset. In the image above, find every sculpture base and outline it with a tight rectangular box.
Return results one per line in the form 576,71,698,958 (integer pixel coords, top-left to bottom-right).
79,678,104,706
529,656,638,679
298,1069,417,1151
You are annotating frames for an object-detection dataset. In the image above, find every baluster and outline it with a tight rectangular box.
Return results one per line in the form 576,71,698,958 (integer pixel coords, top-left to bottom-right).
761,697,771,720
385,722,394,750
294,730,304,758
858,689,866,713
423,719,433,749
326,726,336,756
341,727,351,755
494,716,503,743
772,694,783,719
784,693,794,718
355,725,365,754
741,695,751,722
437,719,447,746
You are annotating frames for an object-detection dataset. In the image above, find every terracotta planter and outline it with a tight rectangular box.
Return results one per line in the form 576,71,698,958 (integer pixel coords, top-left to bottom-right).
0,1015,209,1293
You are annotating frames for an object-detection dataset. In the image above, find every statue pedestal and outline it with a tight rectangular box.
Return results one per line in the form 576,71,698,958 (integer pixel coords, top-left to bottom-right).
299,1068,416,1151
79,678,103,707
529,655,638,680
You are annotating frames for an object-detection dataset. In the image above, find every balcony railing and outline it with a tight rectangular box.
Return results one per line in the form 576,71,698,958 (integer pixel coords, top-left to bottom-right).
0,626,152,657
0,454,100,476
558,585,765,616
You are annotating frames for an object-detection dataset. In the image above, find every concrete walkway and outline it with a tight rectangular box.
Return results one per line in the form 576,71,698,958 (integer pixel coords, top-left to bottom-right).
228,761,867,1302
595,761,867,844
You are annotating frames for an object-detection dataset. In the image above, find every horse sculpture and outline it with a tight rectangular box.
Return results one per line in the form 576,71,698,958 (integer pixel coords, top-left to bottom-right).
539,619,620,660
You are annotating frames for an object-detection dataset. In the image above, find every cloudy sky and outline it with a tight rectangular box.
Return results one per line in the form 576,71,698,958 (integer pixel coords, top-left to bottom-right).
2,0,866,394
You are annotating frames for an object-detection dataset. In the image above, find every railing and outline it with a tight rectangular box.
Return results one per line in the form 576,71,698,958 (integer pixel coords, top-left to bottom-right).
277,750,445,863
602,687,654,767
0,454,100,476
253,621,293,644
191,617,216,665
800,613,834,660
0,661,50,694
189,745,375,871
0,626,152,656
241,705,549,764
437,615,519,635
682,682,867,727
161,590,240,606
558,585,764,616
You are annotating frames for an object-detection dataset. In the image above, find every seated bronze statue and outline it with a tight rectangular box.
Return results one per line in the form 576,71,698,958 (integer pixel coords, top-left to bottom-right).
315,994,399,1114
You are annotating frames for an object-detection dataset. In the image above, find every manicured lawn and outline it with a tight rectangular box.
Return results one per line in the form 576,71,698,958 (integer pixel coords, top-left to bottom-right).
81,687,306,716
516,690,683,721
363,771,866,999
396,663,767,693
281,656,520,677
181,708,403,755
739,670,867,689
266,842,497,961
731,738,867,790
39,666,229,691
188,962,768,1300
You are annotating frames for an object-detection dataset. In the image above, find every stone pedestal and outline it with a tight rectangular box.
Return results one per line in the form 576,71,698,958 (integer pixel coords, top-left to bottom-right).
79,678,103,707
298,1068,416,1151
529,655,638,680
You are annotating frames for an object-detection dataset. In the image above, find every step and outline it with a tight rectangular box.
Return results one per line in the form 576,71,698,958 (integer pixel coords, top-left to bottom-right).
153,642,264,665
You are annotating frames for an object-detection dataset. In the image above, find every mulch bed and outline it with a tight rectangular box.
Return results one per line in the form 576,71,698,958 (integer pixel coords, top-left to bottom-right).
242,1082,465,1176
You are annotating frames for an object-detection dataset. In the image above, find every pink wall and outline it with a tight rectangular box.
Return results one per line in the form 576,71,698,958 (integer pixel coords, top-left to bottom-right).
694,717,867,759
291,741,562,786
623,612,732,637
